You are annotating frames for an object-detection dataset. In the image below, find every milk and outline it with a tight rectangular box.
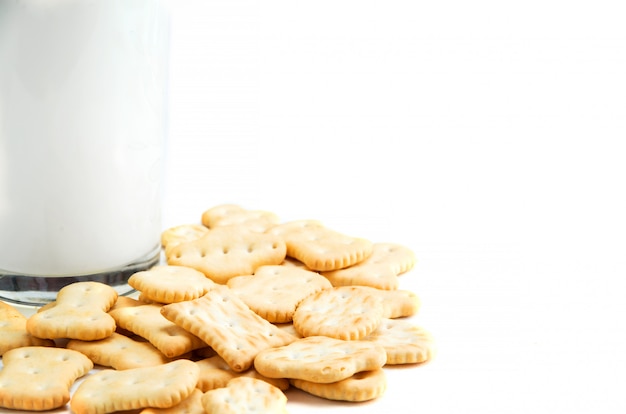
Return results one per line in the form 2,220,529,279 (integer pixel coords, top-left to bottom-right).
0,0,170,301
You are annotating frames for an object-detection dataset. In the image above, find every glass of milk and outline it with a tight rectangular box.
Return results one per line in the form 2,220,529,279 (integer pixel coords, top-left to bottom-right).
0,0,170,305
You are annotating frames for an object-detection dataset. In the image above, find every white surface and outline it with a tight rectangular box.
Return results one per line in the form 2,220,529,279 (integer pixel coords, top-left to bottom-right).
3,0,626,413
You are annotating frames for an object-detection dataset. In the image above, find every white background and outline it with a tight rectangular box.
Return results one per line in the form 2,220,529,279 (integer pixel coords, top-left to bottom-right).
3,1,626,413
163,1,625,412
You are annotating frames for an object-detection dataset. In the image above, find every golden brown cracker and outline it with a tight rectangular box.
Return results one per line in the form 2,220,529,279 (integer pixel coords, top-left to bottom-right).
364,318,435,365
139,388,205,414
322,242,416,290
166,225,287,284
67,332,172,370
227,265,332,323
201,377,288,414
268,220,373,271
0,346,93,411
291,368,387,402
160,285,296,372
109,303,206,358
196,355,289,392
128,265,215,304
292,286,384,340
161,223,210,256
254,335,387,384
26,281,118,341
0,301,54,355
201,204,279,233
361,286,421,318
71,359,200,414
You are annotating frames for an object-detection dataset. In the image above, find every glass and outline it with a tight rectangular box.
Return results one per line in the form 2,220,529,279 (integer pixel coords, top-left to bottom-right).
0,0,170,305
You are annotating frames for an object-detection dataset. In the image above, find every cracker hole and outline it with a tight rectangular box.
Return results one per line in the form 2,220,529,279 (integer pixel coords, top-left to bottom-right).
222,247,230,254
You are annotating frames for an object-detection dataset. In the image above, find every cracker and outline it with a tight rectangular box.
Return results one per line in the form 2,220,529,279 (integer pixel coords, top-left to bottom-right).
268,220,373,271
201,204,279,233
140,388,205,414
109,295,148,311
201,377,288,414
364,318,435,365
227,265,332,323
280,256,309,269
109,304,207,358
160,285,297,372
193,345,218,359
291,368,387,402
26,281,118,341
70,359,200,414
67,332,172,370
254,335,387,384
292,286,384,340
0,301,54,355
196,355,289,392
322,242,416,290
161,224,210,256
0,346,93,411
361,286,421,318
166,225,287,284
273,323,302,339
128,265,215,304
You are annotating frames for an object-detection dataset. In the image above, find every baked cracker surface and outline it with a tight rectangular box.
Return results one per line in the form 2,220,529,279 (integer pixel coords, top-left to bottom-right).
160,285,297,372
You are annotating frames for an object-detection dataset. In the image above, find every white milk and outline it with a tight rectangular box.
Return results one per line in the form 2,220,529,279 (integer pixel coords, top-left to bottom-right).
0,0,170,277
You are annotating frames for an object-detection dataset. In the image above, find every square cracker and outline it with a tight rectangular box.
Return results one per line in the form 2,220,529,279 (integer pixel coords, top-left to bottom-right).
160,285,297,372
268,220,373,271
227,264,332,323
128,265,215,304
292,286,384,340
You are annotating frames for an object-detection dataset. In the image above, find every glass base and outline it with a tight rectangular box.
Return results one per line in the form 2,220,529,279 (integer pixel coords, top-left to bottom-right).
0,246,161,306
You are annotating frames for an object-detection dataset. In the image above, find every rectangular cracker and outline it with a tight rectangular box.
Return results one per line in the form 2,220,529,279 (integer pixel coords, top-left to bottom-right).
160,285,297,372
67,332,172,370
109,304,207,358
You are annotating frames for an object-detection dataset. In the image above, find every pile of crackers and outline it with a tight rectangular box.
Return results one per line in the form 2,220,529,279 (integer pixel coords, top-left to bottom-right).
0,204,434,413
